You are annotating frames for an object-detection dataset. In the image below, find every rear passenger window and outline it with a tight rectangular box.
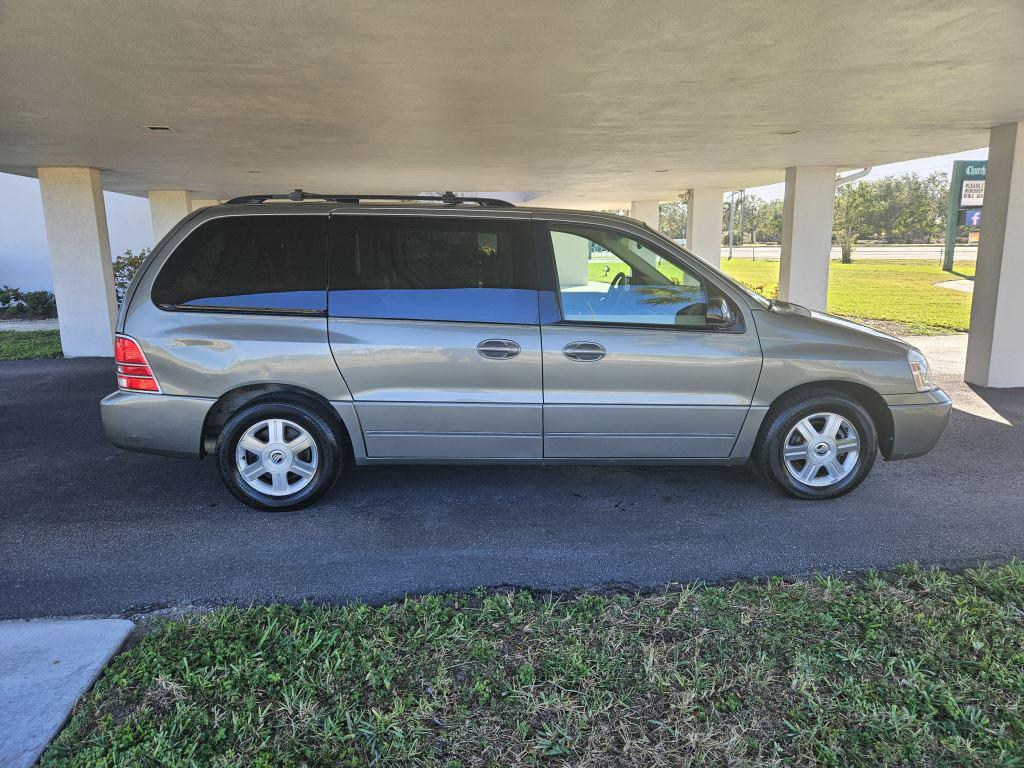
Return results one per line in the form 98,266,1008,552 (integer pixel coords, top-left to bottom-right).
328,217,538,324
152,216,327,312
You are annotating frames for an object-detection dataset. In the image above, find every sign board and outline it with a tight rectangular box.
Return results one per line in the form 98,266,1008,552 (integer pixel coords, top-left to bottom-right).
943,159,988,271
960,208,983,227
963,163,987,179
961,180,985,206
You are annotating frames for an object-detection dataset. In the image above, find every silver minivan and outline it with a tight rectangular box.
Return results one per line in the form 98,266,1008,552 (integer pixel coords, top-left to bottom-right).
101,192,951,510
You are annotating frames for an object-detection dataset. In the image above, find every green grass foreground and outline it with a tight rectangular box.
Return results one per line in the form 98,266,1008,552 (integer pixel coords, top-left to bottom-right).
0,328,62,360
44,563,1024,767
589,258,975,335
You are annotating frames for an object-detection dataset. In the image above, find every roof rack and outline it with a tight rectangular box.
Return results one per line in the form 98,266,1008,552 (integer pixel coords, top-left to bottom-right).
223,189,515,207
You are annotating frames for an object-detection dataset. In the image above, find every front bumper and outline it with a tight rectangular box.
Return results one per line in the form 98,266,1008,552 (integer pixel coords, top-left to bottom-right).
101,390,215,458
884,388,952,460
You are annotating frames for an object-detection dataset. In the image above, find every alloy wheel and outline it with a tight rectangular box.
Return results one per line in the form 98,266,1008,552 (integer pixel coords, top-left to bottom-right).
782,411,860,488
235,418,319,497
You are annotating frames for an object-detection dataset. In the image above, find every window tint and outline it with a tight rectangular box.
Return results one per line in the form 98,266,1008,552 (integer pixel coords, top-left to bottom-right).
152,216,327,312
329,217,538,324
549,226,711,327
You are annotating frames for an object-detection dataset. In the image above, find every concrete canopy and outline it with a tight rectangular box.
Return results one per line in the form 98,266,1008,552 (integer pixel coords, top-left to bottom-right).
1,1,1023,208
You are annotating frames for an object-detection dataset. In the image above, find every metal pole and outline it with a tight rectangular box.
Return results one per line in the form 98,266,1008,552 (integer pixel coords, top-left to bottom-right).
727,190,735,260
737,189,745,251
943,160,965,272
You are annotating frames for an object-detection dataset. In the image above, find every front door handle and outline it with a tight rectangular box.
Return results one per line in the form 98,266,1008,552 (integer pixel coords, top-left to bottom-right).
477,338,521,360
563,341,606,362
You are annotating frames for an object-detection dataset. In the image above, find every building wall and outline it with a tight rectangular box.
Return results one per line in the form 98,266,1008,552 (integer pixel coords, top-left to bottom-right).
0,173,153,291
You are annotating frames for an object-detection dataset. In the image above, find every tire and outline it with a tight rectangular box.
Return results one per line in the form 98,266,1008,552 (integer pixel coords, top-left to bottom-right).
752,388,877,500
216,395,344,511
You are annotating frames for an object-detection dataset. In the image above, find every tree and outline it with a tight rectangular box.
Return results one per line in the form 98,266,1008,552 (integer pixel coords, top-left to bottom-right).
751,198,783,244
857,172,948,243
721,193,746,248
113,248,150,304
833,183,869,263
658,201,687,240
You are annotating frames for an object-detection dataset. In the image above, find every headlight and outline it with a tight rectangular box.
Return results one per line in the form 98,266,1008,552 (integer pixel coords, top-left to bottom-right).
908,349,934,392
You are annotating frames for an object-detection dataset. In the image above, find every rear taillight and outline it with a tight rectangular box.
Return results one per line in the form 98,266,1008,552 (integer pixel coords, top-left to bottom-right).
115,335,161,393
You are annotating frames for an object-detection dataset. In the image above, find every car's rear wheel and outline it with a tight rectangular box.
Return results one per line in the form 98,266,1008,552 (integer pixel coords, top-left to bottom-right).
216,396,343,511
752,389,877,499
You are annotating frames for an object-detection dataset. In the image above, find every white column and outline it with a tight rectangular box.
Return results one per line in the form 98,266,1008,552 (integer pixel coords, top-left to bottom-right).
778,166,837,311
551,230,590,287
629,200,661,265
37,167,118,357
148,190,193,240
686,187,724,267
629,200,660,230
190,198,220,209
965,122,1024,387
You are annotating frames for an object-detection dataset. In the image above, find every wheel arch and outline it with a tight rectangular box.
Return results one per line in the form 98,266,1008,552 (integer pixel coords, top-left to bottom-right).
201,384,352,457
759,380,894,458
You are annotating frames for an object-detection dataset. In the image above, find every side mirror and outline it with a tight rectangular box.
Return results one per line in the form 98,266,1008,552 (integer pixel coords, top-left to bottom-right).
706,297,735,328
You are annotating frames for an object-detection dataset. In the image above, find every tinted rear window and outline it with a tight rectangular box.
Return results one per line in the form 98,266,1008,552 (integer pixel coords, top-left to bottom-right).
328,217,538,324
152,216,327,312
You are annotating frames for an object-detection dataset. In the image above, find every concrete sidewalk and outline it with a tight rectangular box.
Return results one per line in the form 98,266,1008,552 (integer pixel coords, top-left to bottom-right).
0,619,133,768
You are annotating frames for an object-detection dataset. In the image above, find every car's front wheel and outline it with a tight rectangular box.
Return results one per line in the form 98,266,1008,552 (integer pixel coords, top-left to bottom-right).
752,389,877,499
216,396,343,511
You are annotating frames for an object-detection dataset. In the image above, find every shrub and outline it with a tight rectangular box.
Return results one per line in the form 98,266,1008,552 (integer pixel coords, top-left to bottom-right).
22,290,57,318
114,248,150,304
0,284,58,320
0,285,24,314
0,245,149,320
0,329,62,359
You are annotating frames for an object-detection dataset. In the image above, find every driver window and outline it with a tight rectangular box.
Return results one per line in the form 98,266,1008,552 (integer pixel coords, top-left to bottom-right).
549,226,710,327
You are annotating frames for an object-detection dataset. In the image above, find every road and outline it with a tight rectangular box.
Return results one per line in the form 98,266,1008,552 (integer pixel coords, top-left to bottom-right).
715,245,976,261
1,336,1021,619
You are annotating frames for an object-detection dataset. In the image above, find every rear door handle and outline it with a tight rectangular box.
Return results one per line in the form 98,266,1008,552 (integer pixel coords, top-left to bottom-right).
563,341,606,362
477,338,521,360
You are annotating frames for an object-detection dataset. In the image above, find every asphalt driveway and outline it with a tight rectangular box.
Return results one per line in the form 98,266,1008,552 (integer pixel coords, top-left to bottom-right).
2,337,1022,619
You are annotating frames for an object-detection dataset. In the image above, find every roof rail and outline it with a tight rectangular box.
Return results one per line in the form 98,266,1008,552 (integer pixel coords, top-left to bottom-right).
223,189,515,207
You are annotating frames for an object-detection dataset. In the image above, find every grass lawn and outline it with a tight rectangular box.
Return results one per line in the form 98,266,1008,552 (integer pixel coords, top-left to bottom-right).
0,329,62,360
44,563,1024,767
721,259,975,336
588,259,975,336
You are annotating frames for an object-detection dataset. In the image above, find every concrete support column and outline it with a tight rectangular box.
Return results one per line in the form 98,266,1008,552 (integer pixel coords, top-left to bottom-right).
629,200,661,265
148,190,192,240
551,230,590,287
778,166,837,311
686,187,724,267
629,200,660,231
190,198,220,209
965,122,1024,387
37,167,118,357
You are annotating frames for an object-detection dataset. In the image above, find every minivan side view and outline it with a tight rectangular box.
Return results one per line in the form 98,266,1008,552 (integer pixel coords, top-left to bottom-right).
101,192,952,511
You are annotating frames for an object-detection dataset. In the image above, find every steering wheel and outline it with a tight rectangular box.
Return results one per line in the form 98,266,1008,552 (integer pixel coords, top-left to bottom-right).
609,271,628,289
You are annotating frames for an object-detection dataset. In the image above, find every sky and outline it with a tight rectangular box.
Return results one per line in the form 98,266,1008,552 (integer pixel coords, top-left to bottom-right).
0,147,990,291
0,173,153,291
744,147,989,201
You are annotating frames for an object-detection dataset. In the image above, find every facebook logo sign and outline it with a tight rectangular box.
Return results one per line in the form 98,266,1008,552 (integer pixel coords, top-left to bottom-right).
963,209,983,227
